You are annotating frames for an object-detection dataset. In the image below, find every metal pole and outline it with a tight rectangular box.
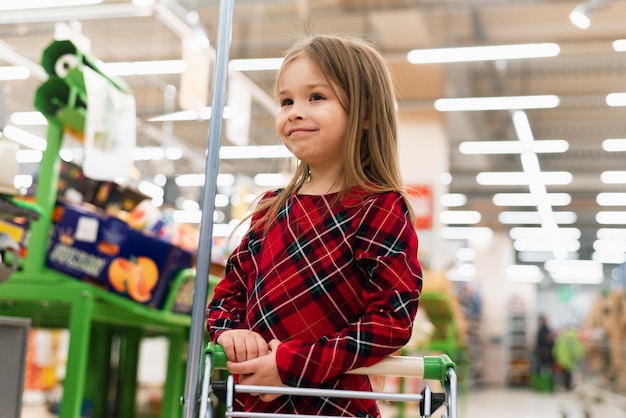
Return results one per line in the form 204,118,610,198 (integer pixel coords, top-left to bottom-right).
182,0,235,417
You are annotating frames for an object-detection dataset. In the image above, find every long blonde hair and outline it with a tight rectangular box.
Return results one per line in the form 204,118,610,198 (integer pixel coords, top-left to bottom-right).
245,34,412,235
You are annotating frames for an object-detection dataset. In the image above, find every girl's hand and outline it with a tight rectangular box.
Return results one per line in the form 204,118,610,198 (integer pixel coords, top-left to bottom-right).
217,330,269,363
227,339,283,402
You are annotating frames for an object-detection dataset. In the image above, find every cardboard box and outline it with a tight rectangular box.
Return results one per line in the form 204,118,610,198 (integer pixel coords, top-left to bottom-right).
57,160,147,212
0,219,29,250
46,201,194,309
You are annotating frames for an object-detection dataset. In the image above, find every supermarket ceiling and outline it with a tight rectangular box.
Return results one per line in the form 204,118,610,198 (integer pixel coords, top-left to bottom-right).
1,0,626,282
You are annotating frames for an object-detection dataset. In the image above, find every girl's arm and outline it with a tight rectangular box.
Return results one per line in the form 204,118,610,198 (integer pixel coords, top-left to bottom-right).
206,229,257,341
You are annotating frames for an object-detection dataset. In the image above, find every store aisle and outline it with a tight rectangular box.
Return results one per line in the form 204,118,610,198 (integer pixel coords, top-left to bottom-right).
22,385,626,418
377,385,625,418
463,386,624,418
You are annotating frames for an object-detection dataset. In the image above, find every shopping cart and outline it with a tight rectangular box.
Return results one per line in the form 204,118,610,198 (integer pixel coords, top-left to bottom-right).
198,343,457,418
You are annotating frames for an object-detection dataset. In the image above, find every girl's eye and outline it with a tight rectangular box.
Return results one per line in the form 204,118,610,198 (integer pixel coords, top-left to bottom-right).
281,98,293,107
310,93,324,101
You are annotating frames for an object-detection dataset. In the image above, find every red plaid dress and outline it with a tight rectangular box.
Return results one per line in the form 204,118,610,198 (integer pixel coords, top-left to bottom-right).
207,187,422,417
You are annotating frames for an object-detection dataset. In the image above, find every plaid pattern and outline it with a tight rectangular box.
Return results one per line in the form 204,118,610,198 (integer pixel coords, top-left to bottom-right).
207,188,422,417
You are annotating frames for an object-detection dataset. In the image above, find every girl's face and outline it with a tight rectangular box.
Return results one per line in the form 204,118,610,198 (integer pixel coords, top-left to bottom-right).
276,56,348,173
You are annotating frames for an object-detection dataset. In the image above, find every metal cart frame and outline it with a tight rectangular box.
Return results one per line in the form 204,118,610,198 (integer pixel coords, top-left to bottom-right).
198,343,457,418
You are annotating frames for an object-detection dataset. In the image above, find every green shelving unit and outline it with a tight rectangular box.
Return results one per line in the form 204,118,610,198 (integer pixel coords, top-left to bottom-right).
0,39,216,418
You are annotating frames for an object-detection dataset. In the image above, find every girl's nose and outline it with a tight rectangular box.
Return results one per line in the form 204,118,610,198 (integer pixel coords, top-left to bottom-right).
288,102,305,120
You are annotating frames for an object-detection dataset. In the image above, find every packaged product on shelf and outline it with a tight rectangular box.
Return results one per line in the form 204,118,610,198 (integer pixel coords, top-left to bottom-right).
57,160,148,214
46,200,195,309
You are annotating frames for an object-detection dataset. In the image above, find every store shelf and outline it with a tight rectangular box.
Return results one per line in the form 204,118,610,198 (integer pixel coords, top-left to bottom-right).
0,38,214,418
506,296,531,386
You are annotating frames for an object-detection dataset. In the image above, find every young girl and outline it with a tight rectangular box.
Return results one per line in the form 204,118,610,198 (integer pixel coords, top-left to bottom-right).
206,34,422,417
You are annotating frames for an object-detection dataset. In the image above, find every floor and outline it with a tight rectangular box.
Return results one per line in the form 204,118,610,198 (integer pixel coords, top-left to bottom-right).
21,384,626,418
461,386,624,418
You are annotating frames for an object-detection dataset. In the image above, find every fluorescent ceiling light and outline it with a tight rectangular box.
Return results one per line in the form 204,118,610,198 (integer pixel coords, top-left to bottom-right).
16,149,42,163
509,227,581,241
511,110,568,259
545,259,604,284
600,171,626,184
407,43,560,64
493,193,571,207
0,66,29,80
14,175,33,189
439,193,467,207
569,4,592,29
593,239,626,253
476,171,572,186
597,228,626,240
434,95,559,111
613,39,626,51
175,173,235,187
439,226,493,242
518,251,578,263
217,173,235,187
2,125,47,151
59,147,83,163
150,110,203,122
459,139,568,154
602,138,626,151
498,211,577,225
596,211,626,225
164,147,183,160
439,210,481,225
440,172,452,185
0,0,101,11
100,59,186,76
569,0,613,30
214,194,230,208
606,92,626,107
229,58,283,72
133,146,165,161
180,199,200,212
254,173,288,187
153,174,167,187
212,223,233,236
133,0,154,6
219,145,293,159
173,210,202,224
149,106,234,122
211,221,251,237
10,111,47,126
506,265,544,283
592,251,626,265
597,192,626,206
513,239,580,252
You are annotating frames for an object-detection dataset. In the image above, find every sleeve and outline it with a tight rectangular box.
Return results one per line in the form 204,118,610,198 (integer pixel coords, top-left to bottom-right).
205,228,255,342
206,190,277,341
275,191,422,387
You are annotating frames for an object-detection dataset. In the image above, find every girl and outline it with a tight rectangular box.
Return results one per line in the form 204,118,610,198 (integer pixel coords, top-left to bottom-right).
206,34,422,417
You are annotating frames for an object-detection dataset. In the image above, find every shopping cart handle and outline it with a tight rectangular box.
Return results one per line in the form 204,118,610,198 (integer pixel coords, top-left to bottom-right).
205,342,228,369
349,354,455,385
204,343,455,385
